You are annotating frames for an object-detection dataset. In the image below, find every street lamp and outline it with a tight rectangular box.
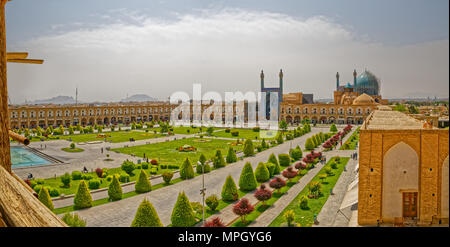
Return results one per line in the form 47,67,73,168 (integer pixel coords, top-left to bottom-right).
198,161,206,226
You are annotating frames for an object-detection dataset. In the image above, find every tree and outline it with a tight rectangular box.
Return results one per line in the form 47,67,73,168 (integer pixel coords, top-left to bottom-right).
131,198,163,227
221,175,239,202
226,147,237,163
121,160,136,176
135,169,152,193
243,139,254,157
108,175,123,201
282,167,298,182
74,180,93,209
279,120,288,132
60,172,71,188
261,139,268,149
330,123,338,132
299,195,309,210
212,150,226,168
276,133,284,144
305,138,315,151
268,153,278,166
180,157,195,179
284,210,295,227
38,186,54,210
203,217,225,227
269,177,286,193
254,184,272,205
206,127,214,136
162,170,174,184
254,162,270,182
232,198,254,223
199,153,207,165
239,162,257,191
171,192,196,227
278,154,291,166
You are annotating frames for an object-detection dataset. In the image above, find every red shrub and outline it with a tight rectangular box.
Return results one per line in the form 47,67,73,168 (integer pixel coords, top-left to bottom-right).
24,179,31,187
254,184,272,205
95,168,103,178
294,162,307,170
203,217,225,227
282,167,297,181
232,198,254,223
269,176,286,193
150,159,158,165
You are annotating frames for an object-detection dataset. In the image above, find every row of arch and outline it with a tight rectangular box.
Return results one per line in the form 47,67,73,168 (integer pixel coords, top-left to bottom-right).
282,106,372,115
282,115,364,124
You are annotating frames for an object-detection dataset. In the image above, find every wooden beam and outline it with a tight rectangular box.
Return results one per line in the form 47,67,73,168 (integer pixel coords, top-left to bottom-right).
6,52,28,59
0,165,67,227
9,130,29,145
7,58,44,64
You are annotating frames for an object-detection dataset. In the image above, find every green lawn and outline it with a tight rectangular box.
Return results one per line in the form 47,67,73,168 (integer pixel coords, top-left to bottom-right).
61,147,84,152
340,128,360,150
61,130,163,143
148,126,213,135
268,157,350,227
210,128,280,140
112,137,244,167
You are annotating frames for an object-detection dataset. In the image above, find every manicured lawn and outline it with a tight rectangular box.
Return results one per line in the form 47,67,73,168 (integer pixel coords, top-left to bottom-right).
211,128,280,140
148,126,212,135
268,157,350,227
112,137,244,167
61,147,84,152
61,130,163,143
340,128,360,150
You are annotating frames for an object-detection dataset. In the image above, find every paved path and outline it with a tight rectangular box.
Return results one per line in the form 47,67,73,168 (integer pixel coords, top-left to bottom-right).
245,128,357,227
69,127,327,226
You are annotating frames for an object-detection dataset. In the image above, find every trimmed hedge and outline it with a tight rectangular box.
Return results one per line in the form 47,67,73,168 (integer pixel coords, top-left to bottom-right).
226,147,238,163
238,162,257,191
205,194,219,211
268,153,278,166
180,158,195,179
88,179,101,190
243,139,255,157
71,171,82,180
38,186,54,210
278,154,291,166
212,150,226,168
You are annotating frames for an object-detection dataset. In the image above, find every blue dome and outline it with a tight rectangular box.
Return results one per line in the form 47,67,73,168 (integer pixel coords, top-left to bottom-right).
355,70,380,96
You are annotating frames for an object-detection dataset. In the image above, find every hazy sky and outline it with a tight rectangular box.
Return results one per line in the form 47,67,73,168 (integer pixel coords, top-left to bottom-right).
5,0,449,104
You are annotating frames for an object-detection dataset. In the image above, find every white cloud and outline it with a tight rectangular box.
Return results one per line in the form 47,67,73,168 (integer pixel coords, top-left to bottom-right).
7,9,449,104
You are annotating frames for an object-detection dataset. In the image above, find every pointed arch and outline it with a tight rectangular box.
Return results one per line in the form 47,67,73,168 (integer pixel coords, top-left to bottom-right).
382,142,419,219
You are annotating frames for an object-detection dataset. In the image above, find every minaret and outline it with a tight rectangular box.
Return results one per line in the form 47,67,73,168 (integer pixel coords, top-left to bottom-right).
336,72,340,90
279,69,283,102
353,69,357,88
260,70,264,90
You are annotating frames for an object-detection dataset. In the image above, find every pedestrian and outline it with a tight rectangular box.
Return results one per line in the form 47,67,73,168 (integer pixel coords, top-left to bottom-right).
143,153,146,159
101,147,103,154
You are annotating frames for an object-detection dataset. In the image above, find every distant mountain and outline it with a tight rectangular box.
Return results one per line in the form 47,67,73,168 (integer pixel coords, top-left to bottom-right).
120,94,158,102
25,96,78,105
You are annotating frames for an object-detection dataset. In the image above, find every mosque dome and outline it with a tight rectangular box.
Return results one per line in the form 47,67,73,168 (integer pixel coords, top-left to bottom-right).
355,70,380,96
353,93,376,105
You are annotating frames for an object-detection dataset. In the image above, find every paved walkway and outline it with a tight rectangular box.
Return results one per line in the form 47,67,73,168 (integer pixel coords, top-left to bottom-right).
68,127,327,226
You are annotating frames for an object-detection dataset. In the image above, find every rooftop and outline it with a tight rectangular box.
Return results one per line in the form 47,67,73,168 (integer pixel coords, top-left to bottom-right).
362,110,434,130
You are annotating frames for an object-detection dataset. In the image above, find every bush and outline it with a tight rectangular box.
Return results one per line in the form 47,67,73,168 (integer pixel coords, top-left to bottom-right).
255,162,270,182
62,213,86,227
305,138,315,151
225,128,231,133
119,173,130,183
71,171,82,180
299,195,309,209
82,174,93,180
196,163,211,174
266,162,275,177
330,123,338,132
171,192,196,227
238,162,257,191
261,139,268,149
106,175,113,182
180,158,195,180
268,153,278,166
330,162,338,169
278,154,291,166
121,160,136,175
205,194,219,211
243,139,254,157
95,168,103,178
131,198,163,227
108,175,123,201
290,147,303,161
254,184,272,205
141,162,149,169
276,133,284,144
203,217,225,227
226,147,237,163
231,131,239,136
232,198,254,223
252,127,260,132
212,150,225,168
135,170,152,193
88,179,101,190
161,170,174,185
70,143,76,149
49,187,60,197
38,186,54,210
74,180,93,209
221,175,239,202
282,167,298,182
36,178,45,185
60,172,71,188
284,210,296,227
150,159,158,166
